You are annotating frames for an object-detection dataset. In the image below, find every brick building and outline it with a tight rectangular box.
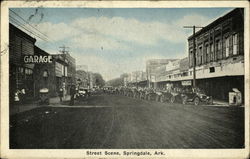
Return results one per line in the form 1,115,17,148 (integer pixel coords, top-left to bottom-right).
187,8,244,101
153,8,244,101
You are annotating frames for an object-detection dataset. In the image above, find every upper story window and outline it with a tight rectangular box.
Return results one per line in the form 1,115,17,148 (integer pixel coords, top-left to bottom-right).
233,33,238,55
205,44,209,63
215,40,221,51
210,43,214,61
225,36,230,57
215,39,222,60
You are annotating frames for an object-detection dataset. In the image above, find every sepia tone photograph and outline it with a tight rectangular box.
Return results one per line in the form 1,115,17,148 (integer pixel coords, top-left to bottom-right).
1,0,249,159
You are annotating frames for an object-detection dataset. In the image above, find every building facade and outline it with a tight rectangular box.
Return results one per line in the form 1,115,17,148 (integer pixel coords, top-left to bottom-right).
146,59,177,88
187,8,244,101
52,54,70,95
33,46,57,98
9,23,36,103
153,9,244,101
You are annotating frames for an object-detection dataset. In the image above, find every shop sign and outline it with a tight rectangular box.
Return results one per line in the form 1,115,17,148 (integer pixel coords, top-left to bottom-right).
23,55,52,64
182,80,192,86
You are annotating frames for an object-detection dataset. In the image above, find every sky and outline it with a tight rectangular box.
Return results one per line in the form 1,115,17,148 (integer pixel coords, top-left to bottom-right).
10,8,233,81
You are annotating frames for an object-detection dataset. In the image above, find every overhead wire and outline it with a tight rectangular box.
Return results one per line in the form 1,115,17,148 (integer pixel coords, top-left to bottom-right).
9,9,51,40
9,16,50,42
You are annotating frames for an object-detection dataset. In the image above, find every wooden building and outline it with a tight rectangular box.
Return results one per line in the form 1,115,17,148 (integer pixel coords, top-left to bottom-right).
9,23,36,103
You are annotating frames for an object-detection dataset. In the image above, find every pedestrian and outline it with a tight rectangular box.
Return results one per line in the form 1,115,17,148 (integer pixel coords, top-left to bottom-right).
59,88,63,102
69,85,76,105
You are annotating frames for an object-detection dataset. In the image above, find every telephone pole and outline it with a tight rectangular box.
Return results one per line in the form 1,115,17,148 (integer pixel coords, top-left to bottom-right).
183,26,203,87
59,45,69,82
59,45,69,96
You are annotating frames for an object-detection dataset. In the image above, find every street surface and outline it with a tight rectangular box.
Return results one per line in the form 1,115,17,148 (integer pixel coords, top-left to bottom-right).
10,94,244,149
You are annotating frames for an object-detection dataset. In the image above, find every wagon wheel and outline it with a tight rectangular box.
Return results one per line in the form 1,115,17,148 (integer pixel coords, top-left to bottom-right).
207,98,213,105
160,96,164,103
147,95,151,101
194,97,200,106
170,95,175,103
182,96,188,105
155,95,159,102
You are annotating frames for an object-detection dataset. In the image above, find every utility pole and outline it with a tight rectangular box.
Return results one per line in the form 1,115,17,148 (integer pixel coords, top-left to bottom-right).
59,45,69,81
59,45,69,97
183,26,203,88
146,61,151,88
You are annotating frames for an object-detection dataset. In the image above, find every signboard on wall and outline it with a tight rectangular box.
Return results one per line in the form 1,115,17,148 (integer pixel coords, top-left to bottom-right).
182,80,192,86
23,55,53,64
55,62,63,77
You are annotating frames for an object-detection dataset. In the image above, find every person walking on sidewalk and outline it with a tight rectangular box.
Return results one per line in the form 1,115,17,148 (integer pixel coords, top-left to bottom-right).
59,88,63,102
69,85,76,105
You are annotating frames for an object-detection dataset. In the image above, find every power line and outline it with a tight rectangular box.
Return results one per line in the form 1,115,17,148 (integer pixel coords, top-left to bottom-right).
10,16,49,42
9,9,51,40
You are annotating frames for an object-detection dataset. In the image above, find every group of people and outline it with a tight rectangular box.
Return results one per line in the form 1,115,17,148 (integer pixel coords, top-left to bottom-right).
58,85,76,105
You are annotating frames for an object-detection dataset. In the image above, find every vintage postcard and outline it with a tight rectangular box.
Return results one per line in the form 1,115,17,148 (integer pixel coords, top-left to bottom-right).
0,0,249,159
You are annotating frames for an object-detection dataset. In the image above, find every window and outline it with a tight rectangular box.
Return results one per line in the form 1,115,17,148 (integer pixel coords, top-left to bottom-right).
190,50,193,67
225,36,230,57
210,44,214,61
199,46,203,64
205,44,209,63
215,40,222,59
25,68,33,75
209,67,215,73
61,65,64,76
216,40,221,51
233,34,238,55
43,70,48,78
65,66,68,77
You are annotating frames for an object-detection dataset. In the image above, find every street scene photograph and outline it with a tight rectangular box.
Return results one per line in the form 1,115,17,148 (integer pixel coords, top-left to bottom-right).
8,7,245,149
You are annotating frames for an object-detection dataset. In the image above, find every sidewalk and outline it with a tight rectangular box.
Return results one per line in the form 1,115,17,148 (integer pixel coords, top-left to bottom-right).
10,95,71,115
209,99,244,107
212,99,229,106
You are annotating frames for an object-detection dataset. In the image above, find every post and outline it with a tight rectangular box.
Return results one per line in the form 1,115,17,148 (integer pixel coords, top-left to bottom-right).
192,26,196,87
59,45,69,97
183,26,203,88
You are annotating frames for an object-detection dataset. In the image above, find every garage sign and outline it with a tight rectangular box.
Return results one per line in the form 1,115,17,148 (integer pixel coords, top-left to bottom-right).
23,55,53,64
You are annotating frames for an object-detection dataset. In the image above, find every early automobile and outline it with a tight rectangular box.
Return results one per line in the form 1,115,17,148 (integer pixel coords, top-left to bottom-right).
157,90,174,103
181,86,213,105
76,87,90,100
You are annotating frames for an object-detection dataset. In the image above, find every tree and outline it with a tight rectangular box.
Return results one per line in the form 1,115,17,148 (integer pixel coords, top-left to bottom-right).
92,73,105,87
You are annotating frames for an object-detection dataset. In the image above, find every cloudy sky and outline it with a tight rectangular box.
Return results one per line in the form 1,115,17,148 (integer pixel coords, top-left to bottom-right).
10,8,233,80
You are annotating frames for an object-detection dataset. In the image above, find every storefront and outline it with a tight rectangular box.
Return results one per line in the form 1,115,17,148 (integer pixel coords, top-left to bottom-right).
9,23,36,104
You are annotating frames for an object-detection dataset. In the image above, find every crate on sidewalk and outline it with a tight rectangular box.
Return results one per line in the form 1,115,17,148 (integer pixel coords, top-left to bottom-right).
229,88,242,106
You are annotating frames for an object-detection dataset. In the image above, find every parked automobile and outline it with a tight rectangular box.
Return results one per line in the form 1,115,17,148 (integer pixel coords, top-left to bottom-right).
157,90,173,103
76,87,90,100
145,89,158,101
181,87,213,105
